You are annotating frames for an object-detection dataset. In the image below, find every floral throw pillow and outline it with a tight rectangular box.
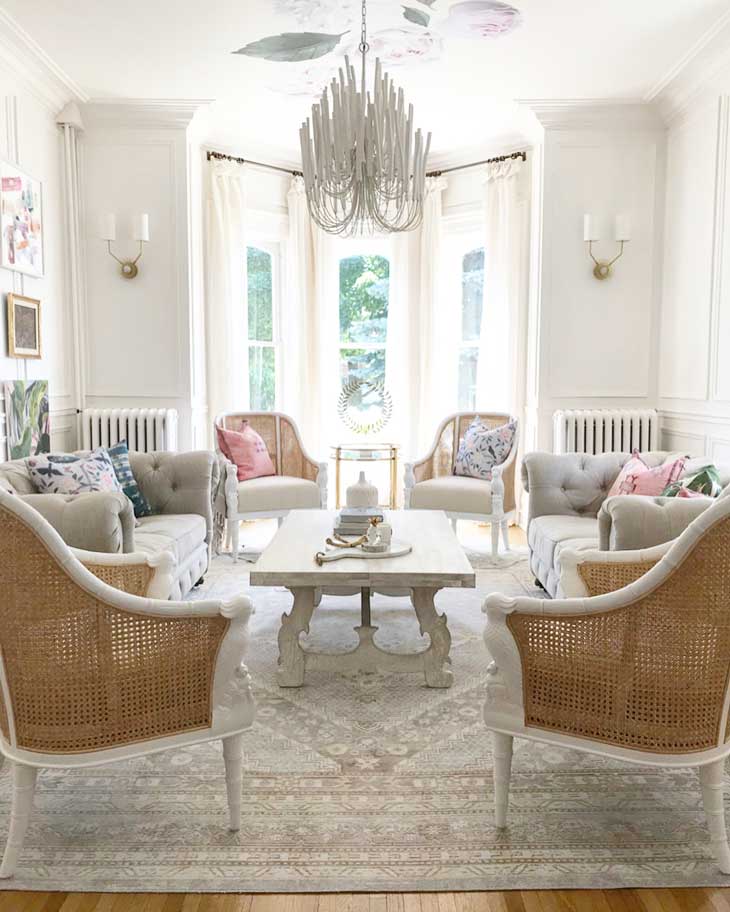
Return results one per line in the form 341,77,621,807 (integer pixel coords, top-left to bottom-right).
27,448,122,496
106,440,153,517
454,417,517,481
662,464,723,499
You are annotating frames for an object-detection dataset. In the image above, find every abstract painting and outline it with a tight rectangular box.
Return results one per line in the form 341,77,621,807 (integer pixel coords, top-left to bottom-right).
0,161,44,277
7,293,41,359
3,379,50,460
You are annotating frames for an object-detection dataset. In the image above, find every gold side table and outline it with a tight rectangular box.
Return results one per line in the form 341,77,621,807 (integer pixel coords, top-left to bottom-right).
331,442,400,509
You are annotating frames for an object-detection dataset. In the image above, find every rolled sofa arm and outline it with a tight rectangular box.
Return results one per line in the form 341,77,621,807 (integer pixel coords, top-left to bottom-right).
598,494,713,551
20,492,135,553
130,450,219,543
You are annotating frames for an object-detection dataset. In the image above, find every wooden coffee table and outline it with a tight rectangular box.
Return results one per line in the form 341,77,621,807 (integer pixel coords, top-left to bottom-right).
250,510,475,688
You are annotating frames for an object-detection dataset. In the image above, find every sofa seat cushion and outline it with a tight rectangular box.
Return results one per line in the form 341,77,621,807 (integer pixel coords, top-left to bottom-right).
237,475,320,513
134,513,207,564
410,476,493,514
528,515,599,597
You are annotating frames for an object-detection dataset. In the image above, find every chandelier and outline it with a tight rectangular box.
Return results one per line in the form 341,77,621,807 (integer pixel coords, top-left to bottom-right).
299,0,432,236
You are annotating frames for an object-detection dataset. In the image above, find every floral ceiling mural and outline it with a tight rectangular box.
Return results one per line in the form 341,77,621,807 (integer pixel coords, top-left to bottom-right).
233,0,522,95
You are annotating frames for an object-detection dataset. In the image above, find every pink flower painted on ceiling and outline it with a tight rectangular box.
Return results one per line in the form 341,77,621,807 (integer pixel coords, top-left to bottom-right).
368,28,444,66
444,1,522,39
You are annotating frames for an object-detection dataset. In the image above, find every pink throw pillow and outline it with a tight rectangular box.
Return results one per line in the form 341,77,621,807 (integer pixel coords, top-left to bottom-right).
216,423,275,482
608,450,686,498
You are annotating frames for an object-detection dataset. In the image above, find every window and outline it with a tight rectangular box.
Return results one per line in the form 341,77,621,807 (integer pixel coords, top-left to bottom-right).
338,246,390,396
247,244,278,410
458,246,485,410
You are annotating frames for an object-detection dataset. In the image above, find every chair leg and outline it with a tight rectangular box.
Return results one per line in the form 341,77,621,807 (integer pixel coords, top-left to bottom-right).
222,734,244,832
501,519,510,552
0,764,38,879
492,732,513,829
491,519,500,559
230,518,240,564
700,760,730,874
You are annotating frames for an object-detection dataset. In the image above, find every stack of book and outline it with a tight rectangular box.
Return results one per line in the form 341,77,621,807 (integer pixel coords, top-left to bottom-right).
334,506,384,536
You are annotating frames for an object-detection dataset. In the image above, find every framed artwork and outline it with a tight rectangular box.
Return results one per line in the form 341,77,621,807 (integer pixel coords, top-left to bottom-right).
7,293,41,359
0,162,44,277
3,379,50,460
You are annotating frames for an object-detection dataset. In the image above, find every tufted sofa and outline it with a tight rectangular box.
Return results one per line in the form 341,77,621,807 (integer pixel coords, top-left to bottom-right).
521,451,730,597
0,450,219,599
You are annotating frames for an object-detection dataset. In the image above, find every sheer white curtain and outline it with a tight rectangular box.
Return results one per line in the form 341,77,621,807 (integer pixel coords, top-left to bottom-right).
387,176,456,459
206,160,248,427
476,158,525,416
281,176,339,459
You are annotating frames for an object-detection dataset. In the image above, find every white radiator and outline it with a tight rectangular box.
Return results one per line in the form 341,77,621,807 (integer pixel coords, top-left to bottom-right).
553,409,660,456
82,408,178,453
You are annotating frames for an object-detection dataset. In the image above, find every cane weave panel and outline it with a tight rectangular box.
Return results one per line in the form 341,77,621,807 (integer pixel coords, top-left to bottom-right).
416,414,513,484
508,520,730,754
280,418,316,482
578,560,660,597
83,562,156,597
0,507,228,754
0,673,9,742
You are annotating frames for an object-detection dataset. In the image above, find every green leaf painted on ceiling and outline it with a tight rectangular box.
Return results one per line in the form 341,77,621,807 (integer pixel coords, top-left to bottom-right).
232,32,346,62
402,6,430,26
415,0,437,6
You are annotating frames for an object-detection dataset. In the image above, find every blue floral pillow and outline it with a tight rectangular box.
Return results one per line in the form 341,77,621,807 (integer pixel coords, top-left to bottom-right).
106,440,153,518
454,418,517,481
27,448,122,496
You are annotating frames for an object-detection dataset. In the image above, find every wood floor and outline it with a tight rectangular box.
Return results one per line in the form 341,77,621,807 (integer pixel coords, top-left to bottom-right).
1,892,730,911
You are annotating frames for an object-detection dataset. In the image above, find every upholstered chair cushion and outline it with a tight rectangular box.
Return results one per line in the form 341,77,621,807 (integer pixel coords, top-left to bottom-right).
409,476,494,514
26,449,122,496
134,513,207,565
236,475,320,513
528,515,599,598
216,423,275,482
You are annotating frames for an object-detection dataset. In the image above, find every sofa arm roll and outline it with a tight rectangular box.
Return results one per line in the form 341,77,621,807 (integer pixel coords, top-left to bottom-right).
129,450,218,542
20,492,135,553
598,494,714,551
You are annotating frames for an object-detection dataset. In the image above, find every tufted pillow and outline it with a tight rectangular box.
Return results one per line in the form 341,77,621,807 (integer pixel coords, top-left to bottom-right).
608,450,686,498
454,417,517,481
106,440,153,517
216,423,275,482
27,448,123,496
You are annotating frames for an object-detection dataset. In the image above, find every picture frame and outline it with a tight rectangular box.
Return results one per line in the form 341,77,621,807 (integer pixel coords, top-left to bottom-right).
0,161,44,277
7,293,41,359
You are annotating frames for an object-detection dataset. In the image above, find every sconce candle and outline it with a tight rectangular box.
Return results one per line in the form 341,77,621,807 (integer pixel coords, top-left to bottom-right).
583,214,599,242
132,213,150,243
615,215,631,242
100,213,116,242
101,212,150,279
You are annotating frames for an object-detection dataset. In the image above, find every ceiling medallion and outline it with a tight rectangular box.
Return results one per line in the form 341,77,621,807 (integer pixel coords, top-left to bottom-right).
298,0,432,236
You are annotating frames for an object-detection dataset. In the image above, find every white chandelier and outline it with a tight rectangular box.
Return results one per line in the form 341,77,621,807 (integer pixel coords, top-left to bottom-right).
299,0,432,237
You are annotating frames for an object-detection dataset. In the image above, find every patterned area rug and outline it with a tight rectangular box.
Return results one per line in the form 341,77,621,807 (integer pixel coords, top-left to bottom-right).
1,556,729,893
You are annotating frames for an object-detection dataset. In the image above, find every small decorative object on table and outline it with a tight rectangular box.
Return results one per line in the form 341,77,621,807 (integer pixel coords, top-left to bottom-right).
346,471,378,507
334,506,384,536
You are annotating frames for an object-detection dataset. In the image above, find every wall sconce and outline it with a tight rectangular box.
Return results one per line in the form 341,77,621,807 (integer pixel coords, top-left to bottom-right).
100,213,149,279
584,214,631,280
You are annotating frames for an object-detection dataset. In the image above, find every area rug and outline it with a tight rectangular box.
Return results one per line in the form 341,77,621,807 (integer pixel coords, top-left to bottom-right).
1,558,729,893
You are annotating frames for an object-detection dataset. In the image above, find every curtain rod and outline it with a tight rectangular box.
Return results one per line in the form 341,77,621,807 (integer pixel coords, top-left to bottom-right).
427,150,527,177
206,149,302,177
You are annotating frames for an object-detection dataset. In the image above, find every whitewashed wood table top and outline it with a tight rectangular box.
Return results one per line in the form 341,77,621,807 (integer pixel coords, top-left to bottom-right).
249,510,476,589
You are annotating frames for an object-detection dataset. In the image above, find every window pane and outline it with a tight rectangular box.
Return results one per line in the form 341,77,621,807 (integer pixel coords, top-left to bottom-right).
249,345,275,410
339,255,390,344
462,247,485,342
247,246,273,342
458,347,479,411
339,348,386,386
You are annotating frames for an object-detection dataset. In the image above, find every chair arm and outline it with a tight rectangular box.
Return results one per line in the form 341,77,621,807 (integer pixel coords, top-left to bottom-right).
21,491,135,553
598,494,713,551
71,547,176,599
558,542,669,598
316,462,328,508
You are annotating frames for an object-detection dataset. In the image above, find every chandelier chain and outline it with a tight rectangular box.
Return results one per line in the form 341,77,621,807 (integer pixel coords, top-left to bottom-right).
359,0,369,55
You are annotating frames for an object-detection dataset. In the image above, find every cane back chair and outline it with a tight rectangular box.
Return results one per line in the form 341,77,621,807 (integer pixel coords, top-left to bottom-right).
483,493,730,873
0,487,255,879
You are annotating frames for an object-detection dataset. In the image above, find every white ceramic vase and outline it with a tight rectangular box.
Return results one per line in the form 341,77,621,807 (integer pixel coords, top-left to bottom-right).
346,471,378,508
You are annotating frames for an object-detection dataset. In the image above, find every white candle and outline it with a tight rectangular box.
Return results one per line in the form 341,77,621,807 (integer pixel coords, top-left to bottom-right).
583,214,599,242
132,213,150,242
100,213,116,241
614,214,631,242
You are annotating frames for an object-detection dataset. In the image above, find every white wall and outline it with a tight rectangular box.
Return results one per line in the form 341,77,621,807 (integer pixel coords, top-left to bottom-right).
527,106,666,452
0,49,78,455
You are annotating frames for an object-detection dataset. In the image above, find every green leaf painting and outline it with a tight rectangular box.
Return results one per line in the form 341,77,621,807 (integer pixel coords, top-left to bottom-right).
3,379,50,460
415,0,437,6
402,6,430,26
233,32,346,62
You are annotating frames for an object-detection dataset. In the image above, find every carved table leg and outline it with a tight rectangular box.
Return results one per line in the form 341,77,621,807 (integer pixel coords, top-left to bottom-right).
412,587,453,688
277,587,317,687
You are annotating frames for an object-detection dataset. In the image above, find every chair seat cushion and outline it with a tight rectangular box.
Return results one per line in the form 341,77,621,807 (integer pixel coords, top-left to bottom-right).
134,513,207,564
410,476,494,514
528,514,599,597
237,475,320,513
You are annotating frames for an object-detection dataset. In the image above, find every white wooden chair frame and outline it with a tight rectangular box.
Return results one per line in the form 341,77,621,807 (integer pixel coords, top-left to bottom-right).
215,411,328,562
0,489,256,879
482,494,730,874
404,412,519,559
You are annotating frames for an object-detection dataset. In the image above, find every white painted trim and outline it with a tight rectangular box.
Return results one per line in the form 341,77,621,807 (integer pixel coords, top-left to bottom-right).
521,100,665,131
82,99,212,130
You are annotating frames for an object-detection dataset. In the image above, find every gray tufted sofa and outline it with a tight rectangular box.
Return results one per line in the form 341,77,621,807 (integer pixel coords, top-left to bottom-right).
0,450,219,599
521,451,730,597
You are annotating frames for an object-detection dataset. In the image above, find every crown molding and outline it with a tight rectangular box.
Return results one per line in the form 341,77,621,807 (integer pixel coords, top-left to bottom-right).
82,98,213,130
0,9,87,112
646,11,730,123
519,99,665,132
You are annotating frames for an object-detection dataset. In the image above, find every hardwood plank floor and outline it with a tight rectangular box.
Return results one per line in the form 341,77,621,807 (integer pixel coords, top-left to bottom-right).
0,893,728,912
